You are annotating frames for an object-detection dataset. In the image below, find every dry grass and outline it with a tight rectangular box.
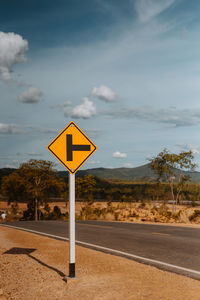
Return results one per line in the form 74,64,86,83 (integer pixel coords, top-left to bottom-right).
76,202,200,224
1,201,200,225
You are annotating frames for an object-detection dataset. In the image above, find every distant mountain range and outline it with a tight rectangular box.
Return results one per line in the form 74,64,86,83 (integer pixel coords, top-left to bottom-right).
76,164,156,181
1,164,200,183
63,164,200,182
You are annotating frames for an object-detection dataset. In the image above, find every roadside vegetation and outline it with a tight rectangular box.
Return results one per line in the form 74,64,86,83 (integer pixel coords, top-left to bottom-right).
0,150,200,224
1,160,66,221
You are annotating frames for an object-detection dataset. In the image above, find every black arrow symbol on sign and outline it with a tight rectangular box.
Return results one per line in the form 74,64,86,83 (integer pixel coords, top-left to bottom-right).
67,134,91,161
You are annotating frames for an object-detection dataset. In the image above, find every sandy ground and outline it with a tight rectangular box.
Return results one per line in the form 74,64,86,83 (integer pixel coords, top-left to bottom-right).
0,226,200,300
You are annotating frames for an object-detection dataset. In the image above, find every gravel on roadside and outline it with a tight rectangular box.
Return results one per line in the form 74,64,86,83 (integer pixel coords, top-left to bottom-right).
0,226,200,300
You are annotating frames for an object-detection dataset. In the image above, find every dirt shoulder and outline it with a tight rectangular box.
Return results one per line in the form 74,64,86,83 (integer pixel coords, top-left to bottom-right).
0,226,200,300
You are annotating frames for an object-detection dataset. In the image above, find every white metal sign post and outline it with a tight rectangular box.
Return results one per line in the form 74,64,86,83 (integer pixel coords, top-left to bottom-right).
69,173,75,277
47,121,97,278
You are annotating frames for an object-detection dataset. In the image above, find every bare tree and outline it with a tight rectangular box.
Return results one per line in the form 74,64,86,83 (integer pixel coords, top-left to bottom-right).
149,149,196,211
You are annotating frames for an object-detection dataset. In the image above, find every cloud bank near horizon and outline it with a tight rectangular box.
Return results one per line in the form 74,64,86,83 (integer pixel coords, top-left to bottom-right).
104,106,200,127
112,151,127,158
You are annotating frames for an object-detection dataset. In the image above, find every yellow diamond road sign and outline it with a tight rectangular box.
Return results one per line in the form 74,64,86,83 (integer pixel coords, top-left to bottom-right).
47,121,97,174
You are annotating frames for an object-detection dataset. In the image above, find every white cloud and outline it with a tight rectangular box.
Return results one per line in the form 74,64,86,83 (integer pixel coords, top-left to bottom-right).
27,152,42,156
91,85,119,102
0,123,24,134
135,0,176,23
18,86,44,103
0,31,28,81
60,101,72,108
50,101,72,109
0,123,58,135
124,163,134,168
85,129,102,138
65,97,96,119
3,159,20,169
26,126,58,134
87,160,101,165
191,149,200,155
176,143,200,154
112,151,127,158
12,159,19,163
4,164,16,169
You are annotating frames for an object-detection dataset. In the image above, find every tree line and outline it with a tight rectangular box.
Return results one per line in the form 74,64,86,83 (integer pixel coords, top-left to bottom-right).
0,149,199,221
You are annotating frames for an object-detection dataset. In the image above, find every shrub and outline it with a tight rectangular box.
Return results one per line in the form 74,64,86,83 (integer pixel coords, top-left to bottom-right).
139,201,146,208
11,204,18,215
191,200,198,207
42,205,65,220
107,200,112,207
44,203,50,213
79,205,93,219
93,207,102,217
106,203,114,213
173,210,181,221
53,205,61,217
189,210,200,222
129,211,139,218
114,212,120,221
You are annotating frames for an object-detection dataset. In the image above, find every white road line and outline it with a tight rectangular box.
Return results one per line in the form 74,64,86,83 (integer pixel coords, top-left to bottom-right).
1,224,200,277
0,224,70,241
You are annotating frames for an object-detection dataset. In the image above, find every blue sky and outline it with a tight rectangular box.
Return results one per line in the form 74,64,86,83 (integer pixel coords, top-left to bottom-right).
1,0,200,170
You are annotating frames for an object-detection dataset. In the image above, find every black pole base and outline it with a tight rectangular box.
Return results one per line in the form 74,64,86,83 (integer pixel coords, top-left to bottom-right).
69,263,75,278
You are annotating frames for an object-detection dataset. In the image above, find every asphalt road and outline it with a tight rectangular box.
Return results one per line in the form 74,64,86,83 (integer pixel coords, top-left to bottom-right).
2,221,200,280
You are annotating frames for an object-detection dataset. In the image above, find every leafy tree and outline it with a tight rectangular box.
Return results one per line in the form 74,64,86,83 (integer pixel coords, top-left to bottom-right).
44,203,51,213
149,149,196,211
75,175,96,204
75,176,84,199
145,186,158,201
1,172,27,205
1,159,66,221
83,175,96,204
